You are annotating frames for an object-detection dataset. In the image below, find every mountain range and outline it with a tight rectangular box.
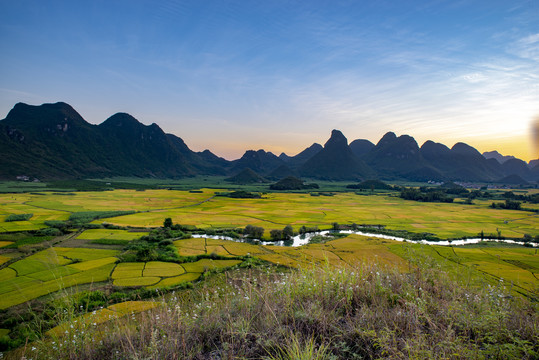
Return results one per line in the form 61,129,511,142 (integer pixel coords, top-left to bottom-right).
1,102,538,183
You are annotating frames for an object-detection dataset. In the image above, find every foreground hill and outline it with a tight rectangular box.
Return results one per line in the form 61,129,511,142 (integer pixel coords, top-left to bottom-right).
1,102,537,182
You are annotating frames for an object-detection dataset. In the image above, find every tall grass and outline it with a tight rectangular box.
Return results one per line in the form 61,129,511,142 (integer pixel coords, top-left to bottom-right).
15,260,539,359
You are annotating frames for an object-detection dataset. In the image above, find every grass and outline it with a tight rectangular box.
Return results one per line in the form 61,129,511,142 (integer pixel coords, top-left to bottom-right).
46,300,160,338
22,263,539,359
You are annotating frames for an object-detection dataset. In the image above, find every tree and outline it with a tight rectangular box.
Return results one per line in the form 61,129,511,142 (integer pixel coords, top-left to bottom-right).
244,224,264,239
283,225,294,239
163,217,173,228
270,229,283,241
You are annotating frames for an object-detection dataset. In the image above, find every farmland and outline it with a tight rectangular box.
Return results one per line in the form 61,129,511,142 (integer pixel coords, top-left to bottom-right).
0,188,537,239
0,185,538,357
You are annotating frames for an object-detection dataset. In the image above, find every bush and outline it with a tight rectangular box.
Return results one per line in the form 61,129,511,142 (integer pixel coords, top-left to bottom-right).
5,213,33,222
36,228,62,236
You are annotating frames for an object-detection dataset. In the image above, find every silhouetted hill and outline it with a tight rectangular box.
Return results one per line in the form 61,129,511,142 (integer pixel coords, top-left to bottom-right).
483,150,515,164
225,168,267,184
530,164,539,181
1,102,112,178
420,140,504,182
349,139,375,158
98,113,194,177
446,143,504,181
0,102,205,179
300,130,374,180
280,143,323,168
364,132,428,179
269,176,319,190
166,135,228,175
267,165,298,180
497,174,529,185
231,150,285,175
1,101,533,183
501,158,531,181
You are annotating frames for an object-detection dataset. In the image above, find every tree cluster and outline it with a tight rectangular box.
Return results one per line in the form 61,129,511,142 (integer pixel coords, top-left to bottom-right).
399,187,453,203
243,224,264,239
490,199,522,210
269,225,294,241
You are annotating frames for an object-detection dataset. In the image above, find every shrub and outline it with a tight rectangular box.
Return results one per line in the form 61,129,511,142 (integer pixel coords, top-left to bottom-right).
5,213,33,222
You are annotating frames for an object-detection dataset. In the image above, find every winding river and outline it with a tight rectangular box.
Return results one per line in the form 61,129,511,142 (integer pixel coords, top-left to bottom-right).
192,230,537,247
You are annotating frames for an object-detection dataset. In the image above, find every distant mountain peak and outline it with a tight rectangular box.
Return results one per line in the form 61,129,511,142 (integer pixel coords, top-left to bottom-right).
324,129,348,149
483,150,516,164
451,142,482,157
377,131,397,146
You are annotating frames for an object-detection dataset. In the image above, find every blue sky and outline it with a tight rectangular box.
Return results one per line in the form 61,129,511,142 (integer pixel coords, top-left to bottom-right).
1,0,538,160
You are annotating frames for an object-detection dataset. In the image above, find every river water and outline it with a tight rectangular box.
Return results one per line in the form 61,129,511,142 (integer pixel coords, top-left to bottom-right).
192,230,537,247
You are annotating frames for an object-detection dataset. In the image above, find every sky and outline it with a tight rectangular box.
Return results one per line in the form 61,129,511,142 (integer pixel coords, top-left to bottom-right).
1,0,538,161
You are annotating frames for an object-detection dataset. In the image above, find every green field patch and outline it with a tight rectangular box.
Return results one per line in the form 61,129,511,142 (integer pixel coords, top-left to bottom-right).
175,247,205,256
181,259,241,273
25,248,72,266
0,328,10,337
113,277,161,287
0,241,13,248
0,263,117,309
78,229,142,241
143,261,185,277
173,238,206,254
0,267,17,280
0,276,42,295
206,245,230,256
221,241,268,256
107,300,160,315
257,253,300,267
52,263,114,288
89,239,131,246
148,272,202,289
26,266,81,281
9,259,61,276
68,257,118,271
53,247,120,262
112,262,145,279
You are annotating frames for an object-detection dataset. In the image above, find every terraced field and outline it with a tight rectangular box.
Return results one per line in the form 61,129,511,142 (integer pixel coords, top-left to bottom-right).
0,247,119,309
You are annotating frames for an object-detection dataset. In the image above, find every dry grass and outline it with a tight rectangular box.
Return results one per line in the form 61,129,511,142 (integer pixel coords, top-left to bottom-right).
23,261,539,360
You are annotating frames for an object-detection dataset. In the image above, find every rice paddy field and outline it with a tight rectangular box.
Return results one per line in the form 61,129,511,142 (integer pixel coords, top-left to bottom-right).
0,189,537,238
